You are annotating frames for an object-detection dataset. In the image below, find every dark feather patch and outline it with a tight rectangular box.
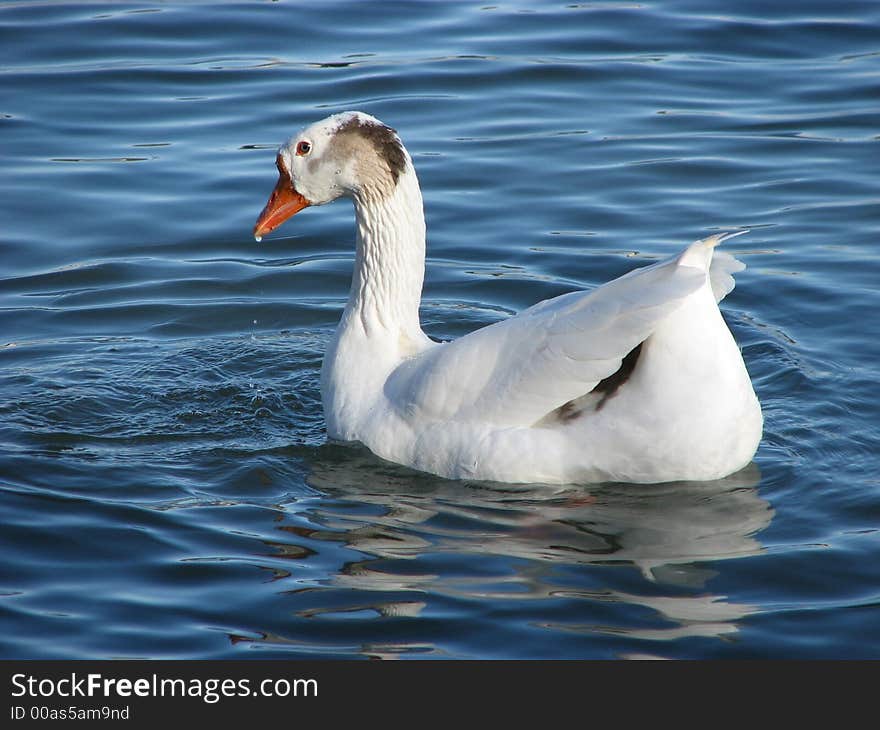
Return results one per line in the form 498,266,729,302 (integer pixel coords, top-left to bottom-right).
542,341,645,425
592,342,643,411
337,116,407,184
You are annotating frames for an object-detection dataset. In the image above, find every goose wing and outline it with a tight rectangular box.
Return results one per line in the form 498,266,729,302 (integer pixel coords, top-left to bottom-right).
386,235,741,428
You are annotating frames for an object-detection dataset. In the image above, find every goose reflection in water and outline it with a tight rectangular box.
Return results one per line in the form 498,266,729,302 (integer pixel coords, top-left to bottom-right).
244,449,772,656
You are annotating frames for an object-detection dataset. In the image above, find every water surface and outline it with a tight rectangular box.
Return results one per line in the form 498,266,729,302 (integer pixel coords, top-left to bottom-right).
1,0,879,658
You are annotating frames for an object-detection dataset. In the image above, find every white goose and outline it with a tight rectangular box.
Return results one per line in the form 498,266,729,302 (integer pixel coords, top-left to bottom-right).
254,112,762,485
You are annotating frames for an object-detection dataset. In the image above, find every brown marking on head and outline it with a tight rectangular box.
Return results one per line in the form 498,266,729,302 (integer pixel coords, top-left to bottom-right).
335,115,407,186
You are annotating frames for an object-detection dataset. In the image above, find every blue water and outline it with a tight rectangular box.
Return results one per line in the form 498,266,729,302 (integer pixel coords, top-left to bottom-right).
1,0,879,659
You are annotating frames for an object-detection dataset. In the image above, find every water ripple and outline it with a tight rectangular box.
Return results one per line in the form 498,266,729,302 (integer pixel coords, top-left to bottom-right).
1,0,878,658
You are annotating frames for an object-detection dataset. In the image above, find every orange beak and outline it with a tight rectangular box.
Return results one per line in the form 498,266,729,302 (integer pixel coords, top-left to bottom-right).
253,153,310,240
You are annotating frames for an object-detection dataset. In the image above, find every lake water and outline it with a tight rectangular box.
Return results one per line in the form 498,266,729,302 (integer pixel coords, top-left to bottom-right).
1,0,879,659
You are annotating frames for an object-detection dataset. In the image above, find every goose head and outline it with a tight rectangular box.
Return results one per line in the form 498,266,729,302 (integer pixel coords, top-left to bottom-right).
253,111,408,240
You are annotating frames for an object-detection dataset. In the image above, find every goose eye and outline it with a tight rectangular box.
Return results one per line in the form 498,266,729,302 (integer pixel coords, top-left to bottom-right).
296,140,312,156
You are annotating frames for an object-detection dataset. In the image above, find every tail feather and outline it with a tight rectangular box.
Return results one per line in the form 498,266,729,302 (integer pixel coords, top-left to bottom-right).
710,250,747,303
677,230,749,303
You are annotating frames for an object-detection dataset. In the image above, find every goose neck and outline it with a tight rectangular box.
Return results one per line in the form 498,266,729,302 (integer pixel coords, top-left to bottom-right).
345,167,426,338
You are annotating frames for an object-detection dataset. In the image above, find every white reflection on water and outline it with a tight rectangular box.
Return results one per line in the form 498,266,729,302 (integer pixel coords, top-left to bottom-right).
281,451,773,649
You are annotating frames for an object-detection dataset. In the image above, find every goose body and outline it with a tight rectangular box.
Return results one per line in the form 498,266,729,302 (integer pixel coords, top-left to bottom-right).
254,112,762,484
